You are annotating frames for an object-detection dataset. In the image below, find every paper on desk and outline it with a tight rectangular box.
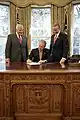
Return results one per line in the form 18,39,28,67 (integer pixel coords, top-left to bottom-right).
27,62,41,65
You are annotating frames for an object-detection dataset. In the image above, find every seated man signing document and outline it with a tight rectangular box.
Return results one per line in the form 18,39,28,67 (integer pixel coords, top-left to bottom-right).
27,40,50,63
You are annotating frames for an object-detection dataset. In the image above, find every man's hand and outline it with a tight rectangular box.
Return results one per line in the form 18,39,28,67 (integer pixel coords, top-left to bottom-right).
60,58,66,68
6,58,10,64
60,58,66,64
38,60,47,63
27,59,32,63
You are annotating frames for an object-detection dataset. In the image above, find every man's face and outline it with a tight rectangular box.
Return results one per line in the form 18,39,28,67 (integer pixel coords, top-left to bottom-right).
16,27,24,36
39,43,45,50
53,25,60,35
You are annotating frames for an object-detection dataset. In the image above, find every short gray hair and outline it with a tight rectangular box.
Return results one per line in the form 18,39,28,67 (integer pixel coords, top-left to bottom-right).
16,24,24,30
39,40,46,46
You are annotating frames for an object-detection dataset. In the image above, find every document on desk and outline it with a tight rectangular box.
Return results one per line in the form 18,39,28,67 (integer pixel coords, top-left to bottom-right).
27,62,41,65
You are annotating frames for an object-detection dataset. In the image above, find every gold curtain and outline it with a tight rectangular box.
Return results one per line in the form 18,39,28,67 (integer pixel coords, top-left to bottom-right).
10,1,72,49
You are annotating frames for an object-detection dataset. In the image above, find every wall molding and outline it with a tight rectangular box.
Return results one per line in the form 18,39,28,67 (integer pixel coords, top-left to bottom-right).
0,0,72,7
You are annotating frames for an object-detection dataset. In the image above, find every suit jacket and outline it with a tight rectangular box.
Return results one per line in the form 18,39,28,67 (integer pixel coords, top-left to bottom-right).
29,48,50,62
47,32,69,62
5,33,28,62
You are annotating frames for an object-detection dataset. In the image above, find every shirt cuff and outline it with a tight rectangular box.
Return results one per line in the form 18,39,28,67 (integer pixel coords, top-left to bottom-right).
62,57,66,60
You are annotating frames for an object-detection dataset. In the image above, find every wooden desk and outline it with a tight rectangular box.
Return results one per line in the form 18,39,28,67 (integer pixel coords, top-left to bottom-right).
0,62,80,120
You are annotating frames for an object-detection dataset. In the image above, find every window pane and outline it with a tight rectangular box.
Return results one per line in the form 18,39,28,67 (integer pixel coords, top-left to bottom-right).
31,7,51,49
0,4,10,61
71,4,80,55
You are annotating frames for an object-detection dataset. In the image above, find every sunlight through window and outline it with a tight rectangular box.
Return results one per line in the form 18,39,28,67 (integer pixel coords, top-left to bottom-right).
31,6,51,49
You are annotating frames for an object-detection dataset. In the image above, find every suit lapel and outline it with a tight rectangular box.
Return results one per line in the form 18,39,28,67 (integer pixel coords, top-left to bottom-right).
22,36,24,44
42,49,45,60
15,34,18,40
15,34,21,44
37,49,40,60
58,32,61,39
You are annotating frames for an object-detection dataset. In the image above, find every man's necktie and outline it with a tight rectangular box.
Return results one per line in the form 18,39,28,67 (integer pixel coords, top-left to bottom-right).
19,36,22,44
54,34,57,43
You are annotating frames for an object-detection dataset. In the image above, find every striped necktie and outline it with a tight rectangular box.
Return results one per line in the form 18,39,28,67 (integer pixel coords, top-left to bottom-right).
19,36,22,44
54,34,57,43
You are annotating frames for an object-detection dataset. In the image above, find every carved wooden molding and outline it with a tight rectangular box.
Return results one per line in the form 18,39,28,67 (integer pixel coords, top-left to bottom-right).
1,0,72,7
10,74,66,81
11,83,64,113
63,116,72,120
1,72,80,119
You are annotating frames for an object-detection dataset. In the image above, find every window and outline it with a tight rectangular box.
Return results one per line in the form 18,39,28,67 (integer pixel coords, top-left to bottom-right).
30,5,51,49
0,3,10,61
71,4,80,55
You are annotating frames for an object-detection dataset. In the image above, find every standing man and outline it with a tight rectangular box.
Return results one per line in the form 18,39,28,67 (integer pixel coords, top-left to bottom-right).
27,40,50,63
5,24,28,63
47,23,69,64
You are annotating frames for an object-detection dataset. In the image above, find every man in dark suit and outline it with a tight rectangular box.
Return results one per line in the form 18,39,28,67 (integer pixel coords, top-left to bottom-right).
5,24,28,64
47,23,69,64
27,40,50,63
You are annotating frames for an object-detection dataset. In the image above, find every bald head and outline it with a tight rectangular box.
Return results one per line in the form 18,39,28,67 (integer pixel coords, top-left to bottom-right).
16,24,24,36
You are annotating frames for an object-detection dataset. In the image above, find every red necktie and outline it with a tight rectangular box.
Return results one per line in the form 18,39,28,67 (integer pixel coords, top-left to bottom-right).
19,36,22,44
54,34,57,43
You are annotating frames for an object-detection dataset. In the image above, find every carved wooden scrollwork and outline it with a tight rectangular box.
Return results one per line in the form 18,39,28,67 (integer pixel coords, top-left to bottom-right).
10,74,67,81
72,83,80,116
